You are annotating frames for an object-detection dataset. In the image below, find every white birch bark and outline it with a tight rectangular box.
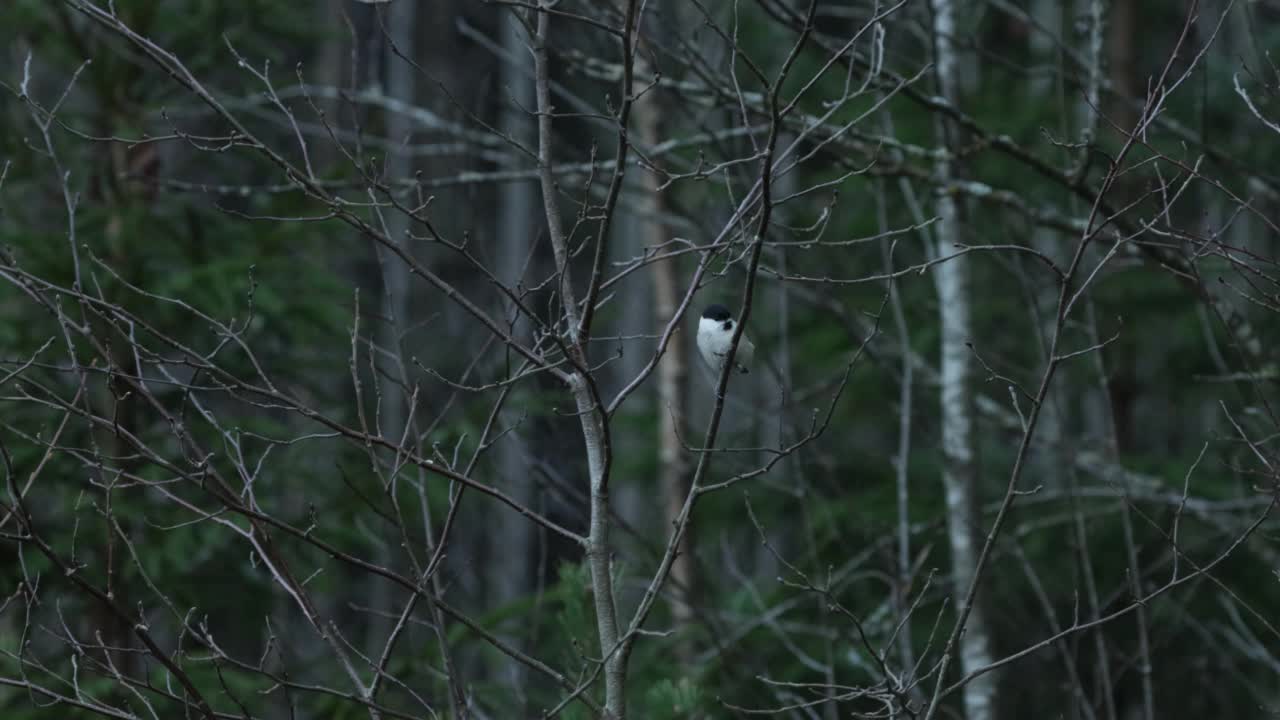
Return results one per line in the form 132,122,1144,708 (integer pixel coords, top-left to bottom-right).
1029,4,1121,716
930,1,996,718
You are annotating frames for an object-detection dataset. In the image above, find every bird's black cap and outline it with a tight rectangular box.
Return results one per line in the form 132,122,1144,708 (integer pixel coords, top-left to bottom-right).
701,304,732,321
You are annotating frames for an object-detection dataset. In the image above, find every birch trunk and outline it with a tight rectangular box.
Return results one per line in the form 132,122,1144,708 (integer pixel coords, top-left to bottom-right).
1030,3,1119,716
930,1,996,718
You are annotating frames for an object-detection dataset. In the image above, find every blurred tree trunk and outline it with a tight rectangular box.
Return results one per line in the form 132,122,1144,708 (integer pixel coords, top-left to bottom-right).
1029,4,1120,717
313,0,350,171
610,107,651,592
367,0,415,666
1105,0,1137,133
930,1,996,718
633,59,693,659
491,5,537,696
1100,0,1141,460
99,59,150,694
1027,0,1065,508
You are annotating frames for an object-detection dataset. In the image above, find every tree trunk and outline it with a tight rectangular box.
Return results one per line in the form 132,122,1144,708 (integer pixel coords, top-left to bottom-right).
1029,4,1118,716
532,4,626,715
634,71,693,659
364,1,417,671
491,5,537,697
930,1,997,718
1105,0,1137,133
376,0,413,488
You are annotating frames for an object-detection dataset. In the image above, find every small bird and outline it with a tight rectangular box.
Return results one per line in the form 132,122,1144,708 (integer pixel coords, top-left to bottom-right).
697,304,754,375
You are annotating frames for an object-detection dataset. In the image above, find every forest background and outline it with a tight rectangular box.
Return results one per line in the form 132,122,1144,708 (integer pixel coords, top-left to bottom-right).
1,0,1279,718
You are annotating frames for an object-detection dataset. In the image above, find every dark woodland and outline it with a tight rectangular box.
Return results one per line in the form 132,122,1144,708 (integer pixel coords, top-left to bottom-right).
2,1,1280,718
